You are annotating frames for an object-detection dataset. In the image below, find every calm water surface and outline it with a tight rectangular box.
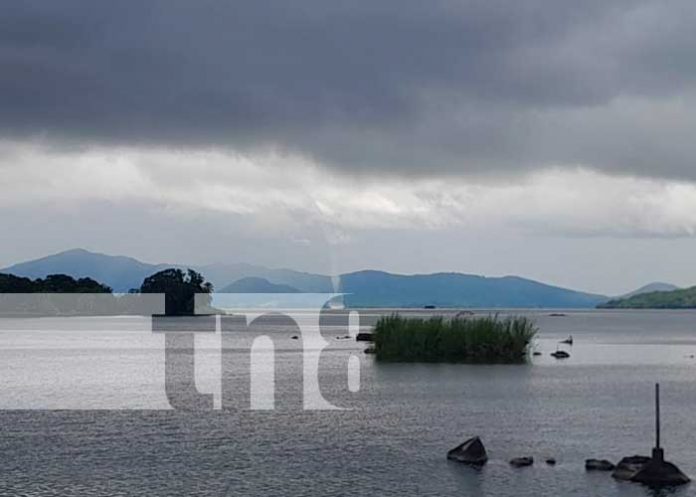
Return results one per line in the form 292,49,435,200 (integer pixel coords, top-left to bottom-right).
1,309,696,496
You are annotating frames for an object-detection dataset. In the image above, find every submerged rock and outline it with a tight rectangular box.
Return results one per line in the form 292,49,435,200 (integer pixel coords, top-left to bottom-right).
510,457,534,467
447,437,488,466
586,459,615,471
550,350,570,359
364,346,376,354
545,458,556,465
631,460,690,486
612,455,652,481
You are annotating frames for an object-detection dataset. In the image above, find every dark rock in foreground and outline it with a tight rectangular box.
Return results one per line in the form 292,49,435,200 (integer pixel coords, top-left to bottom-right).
447,437,488,466
510,456,534,467
613,452,690,486
355,332,374,342
586,459,615,471
633,460,690,486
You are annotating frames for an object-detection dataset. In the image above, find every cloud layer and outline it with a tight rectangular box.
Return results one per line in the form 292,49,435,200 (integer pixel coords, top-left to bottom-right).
2,0,696,178
4,140,696,294
3,1,696,294
3,140,696,238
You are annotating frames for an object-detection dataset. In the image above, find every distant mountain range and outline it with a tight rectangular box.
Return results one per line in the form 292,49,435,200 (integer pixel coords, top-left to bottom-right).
0,248,677,309
336,270,607,308
0,249,332,293
1,249,164,293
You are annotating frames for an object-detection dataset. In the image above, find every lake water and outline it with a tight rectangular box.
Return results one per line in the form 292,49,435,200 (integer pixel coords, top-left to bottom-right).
2,309,696,496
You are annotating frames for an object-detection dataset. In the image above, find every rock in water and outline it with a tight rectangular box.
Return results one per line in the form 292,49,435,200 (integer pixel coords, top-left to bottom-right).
612,455,652,481
632,460,690,486
355,332,374,342
510,457,534,467
585,459,615,471
545,458,556,465
447,437,488,466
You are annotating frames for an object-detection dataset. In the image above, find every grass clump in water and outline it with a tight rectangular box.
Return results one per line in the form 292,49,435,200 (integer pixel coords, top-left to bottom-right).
373,314,537,363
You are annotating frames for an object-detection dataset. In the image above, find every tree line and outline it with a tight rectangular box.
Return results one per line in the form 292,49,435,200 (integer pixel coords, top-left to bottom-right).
0,269,213,316
0,273,112,293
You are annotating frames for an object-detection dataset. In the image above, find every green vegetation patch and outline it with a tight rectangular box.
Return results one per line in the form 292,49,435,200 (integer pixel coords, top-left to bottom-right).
599,286,696,309
373,314,537,363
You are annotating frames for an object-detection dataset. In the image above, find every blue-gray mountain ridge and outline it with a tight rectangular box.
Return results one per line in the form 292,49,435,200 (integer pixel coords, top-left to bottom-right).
0,248,655,308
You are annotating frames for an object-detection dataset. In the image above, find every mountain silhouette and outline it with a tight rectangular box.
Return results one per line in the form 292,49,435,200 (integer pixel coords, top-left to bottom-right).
221,277,300,293
2,249,609,308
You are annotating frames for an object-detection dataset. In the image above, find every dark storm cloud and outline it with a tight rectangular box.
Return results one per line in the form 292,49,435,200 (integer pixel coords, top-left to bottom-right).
1,0,696,177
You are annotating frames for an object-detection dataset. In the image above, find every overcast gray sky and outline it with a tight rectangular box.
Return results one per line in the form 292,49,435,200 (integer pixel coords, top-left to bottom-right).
1,0,696,294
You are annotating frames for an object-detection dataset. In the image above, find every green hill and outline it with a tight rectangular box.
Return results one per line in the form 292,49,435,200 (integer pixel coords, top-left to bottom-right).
598,286,696,309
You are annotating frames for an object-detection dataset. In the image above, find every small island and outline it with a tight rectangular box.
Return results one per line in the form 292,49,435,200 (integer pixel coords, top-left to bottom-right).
371,314,536,363
598,286,696,309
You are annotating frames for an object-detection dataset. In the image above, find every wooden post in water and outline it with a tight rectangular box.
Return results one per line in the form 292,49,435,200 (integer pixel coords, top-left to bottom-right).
655,383,660,449
653,382,664,462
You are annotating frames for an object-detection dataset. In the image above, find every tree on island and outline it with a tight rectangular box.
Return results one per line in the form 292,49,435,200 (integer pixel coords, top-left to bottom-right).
139,268,213,316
